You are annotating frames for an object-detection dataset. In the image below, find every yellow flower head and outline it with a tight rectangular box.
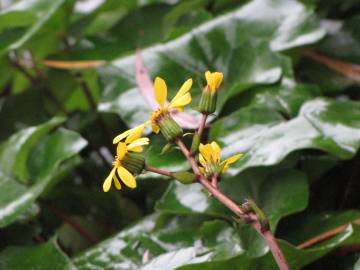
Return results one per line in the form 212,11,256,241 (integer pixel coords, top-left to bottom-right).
103,134,149,192
198,141,242,177
205,71,223,94
150,77,192,133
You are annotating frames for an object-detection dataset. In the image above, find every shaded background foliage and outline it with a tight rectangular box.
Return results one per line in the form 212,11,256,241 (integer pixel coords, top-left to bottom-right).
0,0,360,269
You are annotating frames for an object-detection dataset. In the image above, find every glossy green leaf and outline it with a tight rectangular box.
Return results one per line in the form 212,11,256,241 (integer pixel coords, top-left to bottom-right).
98,0,324,128
0,117,65,182
156,181,228,217
162,0,211,38
0,123,87,228
0,238,75,270
140,137,189,179
0,0,74,57
74,214,160,270
157,167,308,235
212,98,360,174
74,214,247,269
74,210,360,270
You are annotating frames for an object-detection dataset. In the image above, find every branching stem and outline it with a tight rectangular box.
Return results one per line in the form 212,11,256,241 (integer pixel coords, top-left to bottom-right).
174,138,290,270
145,165,173,177
197,114,208,140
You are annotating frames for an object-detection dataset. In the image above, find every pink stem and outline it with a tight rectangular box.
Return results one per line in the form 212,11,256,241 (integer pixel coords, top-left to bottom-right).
175,139,290,270
145,165,173,177
197,114,208,141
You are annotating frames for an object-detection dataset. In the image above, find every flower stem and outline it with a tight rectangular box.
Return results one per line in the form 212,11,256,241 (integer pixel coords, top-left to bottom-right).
175,139,290,270
145,165,173,177
197,114,208,141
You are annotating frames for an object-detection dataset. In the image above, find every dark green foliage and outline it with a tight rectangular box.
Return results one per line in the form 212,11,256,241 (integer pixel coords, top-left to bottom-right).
0,0,360,269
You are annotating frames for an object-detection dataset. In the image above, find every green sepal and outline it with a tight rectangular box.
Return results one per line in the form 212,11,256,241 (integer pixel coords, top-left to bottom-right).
198,89,217,114
158,114,183,141
190,132,200,154
122,152,145,175
173,171,196,184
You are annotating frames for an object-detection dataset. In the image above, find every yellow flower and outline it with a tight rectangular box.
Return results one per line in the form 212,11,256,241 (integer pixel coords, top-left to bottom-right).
103,135,149,192
198,141,242,177
205,71,223,94
150,77,192,133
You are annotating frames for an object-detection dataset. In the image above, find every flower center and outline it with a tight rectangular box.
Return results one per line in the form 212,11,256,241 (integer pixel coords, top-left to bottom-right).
152,108,170,124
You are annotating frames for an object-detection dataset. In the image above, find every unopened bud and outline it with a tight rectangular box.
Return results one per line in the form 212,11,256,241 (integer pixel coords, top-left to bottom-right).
173,171,196,184
198,87,217,114
190,132,200,154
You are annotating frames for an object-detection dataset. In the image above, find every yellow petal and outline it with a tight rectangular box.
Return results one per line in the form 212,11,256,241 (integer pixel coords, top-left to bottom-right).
205,71,223,93
127,137,149,150
211,141,221,162
224,154,242,165
113,173,122,190
103,167,116,192
199,166,205,174
169,79,192,105
213,72,223,89
118,166,137,189
154,77,167,108
116,143,127,160
151,122,160,133
199,153,206,167
221,164,229,173
113,129,131,144
205,71,212,87
199,143,212,161
169,93,192,109
129,146,143,152
173,106,184,112
125,123,147,144
220,154,242,173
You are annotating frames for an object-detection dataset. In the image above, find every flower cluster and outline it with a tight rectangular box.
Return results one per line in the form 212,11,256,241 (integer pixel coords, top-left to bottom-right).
103,71,242,192
199,142,242,178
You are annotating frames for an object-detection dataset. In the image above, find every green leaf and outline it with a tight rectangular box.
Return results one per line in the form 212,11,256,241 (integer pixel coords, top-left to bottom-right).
156,181,228,217
74,211,360,270
74,214,160,270
162,0,211,38
139,136,188,180
212,98,360,174
0,123,87,228
0,238,75,270
98,0,324,128
0,0,75,57
157,168,308,232
0,117,65,182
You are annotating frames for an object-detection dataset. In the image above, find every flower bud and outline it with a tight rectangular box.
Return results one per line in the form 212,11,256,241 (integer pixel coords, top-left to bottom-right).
173,171,196,184
122,152,145,175
242,199,269,231
158,113,183,141
190,132,200,154
198,87,217,114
